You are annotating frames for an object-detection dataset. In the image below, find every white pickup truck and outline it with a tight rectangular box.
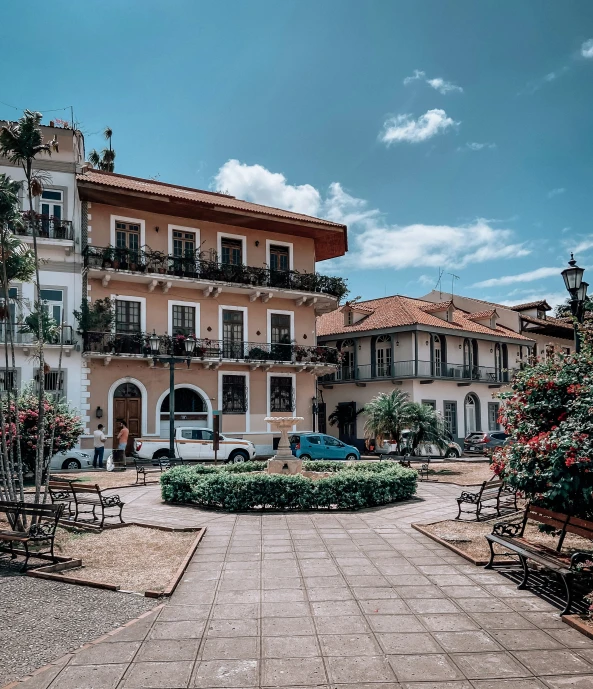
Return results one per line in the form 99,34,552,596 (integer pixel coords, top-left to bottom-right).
134,428,257,463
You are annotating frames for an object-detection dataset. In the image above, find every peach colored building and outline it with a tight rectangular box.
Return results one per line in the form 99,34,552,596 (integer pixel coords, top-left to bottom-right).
76,170,347,455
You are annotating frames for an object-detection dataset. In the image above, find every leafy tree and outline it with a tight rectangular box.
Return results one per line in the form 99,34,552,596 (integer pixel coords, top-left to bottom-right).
88,126,116,171
491,333,593,518
328,404,362,435
405,402,449,455
555,297,593,318
362,389,412,453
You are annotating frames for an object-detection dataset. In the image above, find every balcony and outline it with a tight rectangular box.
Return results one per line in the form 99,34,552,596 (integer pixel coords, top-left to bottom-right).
321,360,516,385
0,324,75,354
11,213,74,241
82,332,340,370
83,246,347,309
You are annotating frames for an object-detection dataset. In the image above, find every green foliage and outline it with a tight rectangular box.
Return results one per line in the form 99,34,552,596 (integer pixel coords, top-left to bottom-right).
221,461,266,473
405,402,449,454
160,463,417,511
0,110,57,169
492,334,593,517
73,298,114,334
20,307,59,342
302,460,395,473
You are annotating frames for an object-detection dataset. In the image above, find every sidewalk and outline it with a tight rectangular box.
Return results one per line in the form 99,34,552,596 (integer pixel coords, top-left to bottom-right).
8,482,593,688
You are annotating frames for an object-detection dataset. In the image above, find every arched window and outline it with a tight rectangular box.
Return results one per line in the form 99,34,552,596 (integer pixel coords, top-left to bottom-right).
161,388,206,413
433,335,442,377
494,343,502,381
114,383,141,398
376,334,391,377
340,339,355,380
464,393,481,434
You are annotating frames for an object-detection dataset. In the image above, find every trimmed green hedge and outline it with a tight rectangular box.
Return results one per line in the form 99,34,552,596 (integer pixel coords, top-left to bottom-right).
302,460,396,473
161,463,417,511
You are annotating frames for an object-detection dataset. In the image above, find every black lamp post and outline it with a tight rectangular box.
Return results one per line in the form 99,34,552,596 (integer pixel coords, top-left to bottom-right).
561,254,588,353
149,331,197,459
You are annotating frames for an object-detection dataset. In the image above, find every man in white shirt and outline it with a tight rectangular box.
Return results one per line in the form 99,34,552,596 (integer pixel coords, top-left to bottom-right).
93,424,107,469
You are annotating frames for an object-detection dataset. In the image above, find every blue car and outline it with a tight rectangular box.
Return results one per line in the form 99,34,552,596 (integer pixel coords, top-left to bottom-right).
289,433,360,461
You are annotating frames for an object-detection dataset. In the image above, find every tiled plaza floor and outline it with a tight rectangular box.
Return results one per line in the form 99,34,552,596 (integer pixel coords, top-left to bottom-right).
8,481,593,688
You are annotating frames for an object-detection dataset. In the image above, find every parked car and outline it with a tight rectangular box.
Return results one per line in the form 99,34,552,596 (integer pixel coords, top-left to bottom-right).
50,449,93,471
464,431,509,454
381,430,462,458
134,427,256,463
289,433,360,461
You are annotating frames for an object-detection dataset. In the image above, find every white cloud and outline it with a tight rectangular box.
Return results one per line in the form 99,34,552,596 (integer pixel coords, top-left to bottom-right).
471,267,562,289
213,160,529,272
497,291,567,309
581,38,593,58
547,187,566,198
459,142,496,151
403,70,463,94
213,159,321,216
522,66,570,94
380,109,458,145
571,237,593,254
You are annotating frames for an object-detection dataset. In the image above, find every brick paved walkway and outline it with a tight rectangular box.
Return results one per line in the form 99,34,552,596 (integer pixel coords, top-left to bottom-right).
10,482,593,688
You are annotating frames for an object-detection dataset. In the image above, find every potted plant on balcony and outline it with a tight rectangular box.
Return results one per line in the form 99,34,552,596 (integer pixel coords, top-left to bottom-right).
53,216,66,239
248,345,271,361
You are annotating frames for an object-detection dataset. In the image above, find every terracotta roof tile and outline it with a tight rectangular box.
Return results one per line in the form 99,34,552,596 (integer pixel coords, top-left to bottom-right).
466,309,497,320
317,295,533,340
77,169,346,230
519,313,574,331
419,300,453,313
511,300,552,311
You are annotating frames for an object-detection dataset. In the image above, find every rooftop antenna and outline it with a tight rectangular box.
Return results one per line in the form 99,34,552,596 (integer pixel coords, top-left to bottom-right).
434,267,444,298
447,272,460,297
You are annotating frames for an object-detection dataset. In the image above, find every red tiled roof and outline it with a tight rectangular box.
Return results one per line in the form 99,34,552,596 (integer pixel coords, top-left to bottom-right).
317,295,533,340
511,300,552,312
77,169,346,230
519,313,574,332
466,309,497,321
346,303,375,314
419,300,453,313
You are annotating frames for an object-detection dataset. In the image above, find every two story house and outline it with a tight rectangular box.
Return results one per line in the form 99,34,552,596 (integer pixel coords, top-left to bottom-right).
317,293,537,447
77,169,347,454
0,122,85,416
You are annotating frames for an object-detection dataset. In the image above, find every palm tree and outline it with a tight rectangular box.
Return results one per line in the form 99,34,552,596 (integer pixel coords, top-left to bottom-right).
88,126,116,172
0,110,58,503
362,389,411,453
405,403,449,456
328,404,361,439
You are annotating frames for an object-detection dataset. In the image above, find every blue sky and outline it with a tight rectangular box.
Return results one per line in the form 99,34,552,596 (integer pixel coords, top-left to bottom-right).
3,0,593,308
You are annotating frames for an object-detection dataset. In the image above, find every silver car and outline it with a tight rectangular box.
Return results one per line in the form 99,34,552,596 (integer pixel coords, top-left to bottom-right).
50,450,93,471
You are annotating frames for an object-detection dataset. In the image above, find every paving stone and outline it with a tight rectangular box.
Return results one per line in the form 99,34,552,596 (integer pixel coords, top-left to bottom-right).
359,599,412,614
48,663,128,689
542,676,593,687
314,614,370,634
377,632,443,654
406,598,461,614
388,653,464,682
326,655,397,683
311,600,361,616
262,616,315,636
158,605,211,621
433,630,502,652
206,619,259,637
261,657,326,686
262,635,320,658
366,614,426,633
514,649,593,675
451,651,532,679
418,613,480,632
122,661,193,688
319,633,382,656
490,629,564,650
149,620,206,640
70,641,141,665
305,586,353,601
134,639,200,662
192,659,259,687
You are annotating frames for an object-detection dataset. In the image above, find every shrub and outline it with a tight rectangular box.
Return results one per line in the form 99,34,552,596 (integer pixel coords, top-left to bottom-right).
492,335,593,518
161,463,417,511
302,460,399,473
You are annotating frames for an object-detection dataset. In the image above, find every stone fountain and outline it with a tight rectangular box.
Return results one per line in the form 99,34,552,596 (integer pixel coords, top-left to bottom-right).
264,416,304,475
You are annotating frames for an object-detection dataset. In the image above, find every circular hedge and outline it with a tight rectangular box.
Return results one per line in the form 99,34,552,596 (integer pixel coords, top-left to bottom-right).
160,461,417,511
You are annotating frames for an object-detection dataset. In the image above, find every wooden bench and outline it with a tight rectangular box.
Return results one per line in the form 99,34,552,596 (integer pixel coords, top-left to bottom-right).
392,456,431,481
456,479,518,521
48,480,76,518
70,483,125,527
133,457,171,485
0,501,64,571
485,505,593,615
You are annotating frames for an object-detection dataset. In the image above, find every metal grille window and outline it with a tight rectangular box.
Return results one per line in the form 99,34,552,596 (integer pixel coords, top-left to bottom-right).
269,245,289,271
444,401,458,437
173,231,195,257
0,369,17,395
172,305,195,335
222,310,244,357
488,402,501,431
270,376,294,412
115,300,141,333
35,369,65,394
221,238,243,265
115,221,140,251
222,375,247,413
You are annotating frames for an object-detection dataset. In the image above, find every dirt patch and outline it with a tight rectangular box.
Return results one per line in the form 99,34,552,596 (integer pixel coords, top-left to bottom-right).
52,470,159,491
52,525,197,593
422,518,593,562
424,461,494,486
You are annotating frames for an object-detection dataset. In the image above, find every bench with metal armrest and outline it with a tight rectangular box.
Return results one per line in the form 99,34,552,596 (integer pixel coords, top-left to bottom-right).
133,457,172,485
70,483,125,527
456,478,518,521
48,479,76,518
485,504,593,615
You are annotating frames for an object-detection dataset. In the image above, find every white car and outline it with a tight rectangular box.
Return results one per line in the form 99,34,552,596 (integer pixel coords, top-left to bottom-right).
135,427,257,463
382,431,462,459
50,449,93,471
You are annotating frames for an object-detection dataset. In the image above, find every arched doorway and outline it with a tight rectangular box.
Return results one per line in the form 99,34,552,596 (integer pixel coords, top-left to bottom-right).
113,382,142,455
159,387,208,437
464,393,481,435
340,339,355,380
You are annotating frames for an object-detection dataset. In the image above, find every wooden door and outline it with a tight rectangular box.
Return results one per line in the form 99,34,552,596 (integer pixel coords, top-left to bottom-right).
113,397,141,456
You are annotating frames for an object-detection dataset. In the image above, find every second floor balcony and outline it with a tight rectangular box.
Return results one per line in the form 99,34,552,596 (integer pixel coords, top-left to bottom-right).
11,212,74,241
82,331,339,370
321,359,517,385
83,245,348,303
0,323,74,349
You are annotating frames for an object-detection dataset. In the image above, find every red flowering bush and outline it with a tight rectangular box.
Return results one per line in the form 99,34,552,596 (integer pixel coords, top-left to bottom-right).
1,387,83,471
491,333,593,517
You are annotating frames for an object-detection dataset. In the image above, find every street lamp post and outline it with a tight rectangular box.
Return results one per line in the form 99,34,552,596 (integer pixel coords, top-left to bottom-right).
149,331,197,460
561,254,588,353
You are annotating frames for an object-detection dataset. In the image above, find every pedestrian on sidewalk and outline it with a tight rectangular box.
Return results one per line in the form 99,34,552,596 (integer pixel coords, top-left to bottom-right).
93,423,106,468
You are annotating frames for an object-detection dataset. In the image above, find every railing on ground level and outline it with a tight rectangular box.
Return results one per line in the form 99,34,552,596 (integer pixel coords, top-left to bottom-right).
320,359,515,383
83,245,347,299
0,324,74,345
82,332,340,365
11,213,74,241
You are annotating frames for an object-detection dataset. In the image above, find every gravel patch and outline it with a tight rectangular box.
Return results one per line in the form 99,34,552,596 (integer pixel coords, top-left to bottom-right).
0,564,157,685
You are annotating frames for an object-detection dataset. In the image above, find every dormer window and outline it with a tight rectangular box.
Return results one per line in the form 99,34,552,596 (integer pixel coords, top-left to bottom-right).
345,311,353,326
537,310,546,320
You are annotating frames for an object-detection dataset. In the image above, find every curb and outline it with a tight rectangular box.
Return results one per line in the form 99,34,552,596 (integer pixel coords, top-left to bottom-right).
563,614,593,640
145,527,206,598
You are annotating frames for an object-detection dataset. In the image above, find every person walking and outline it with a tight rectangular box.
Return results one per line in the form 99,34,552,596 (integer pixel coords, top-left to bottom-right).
93,423,106,468
117,420,129,453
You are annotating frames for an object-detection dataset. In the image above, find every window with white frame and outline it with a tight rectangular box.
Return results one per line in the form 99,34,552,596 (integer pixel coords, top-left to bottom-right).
270,376,294,412
376,334,392,377
115,299,141,333
222,375,248,413
40,288,64,326
172,230,195,258
172,305,196,336
444,401,457,437
488,402,501,431
115,221,140,251
269,244,290,272
221,237,243,265
40,189,63,220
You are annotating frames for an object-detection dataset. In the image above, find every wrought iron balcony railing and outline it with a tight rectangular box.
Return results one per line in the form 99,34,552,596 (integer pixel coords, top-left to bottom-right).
11,213,74,241
82,332,340,365
321,360,516,384
83,245,348,299
0,323,74,346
